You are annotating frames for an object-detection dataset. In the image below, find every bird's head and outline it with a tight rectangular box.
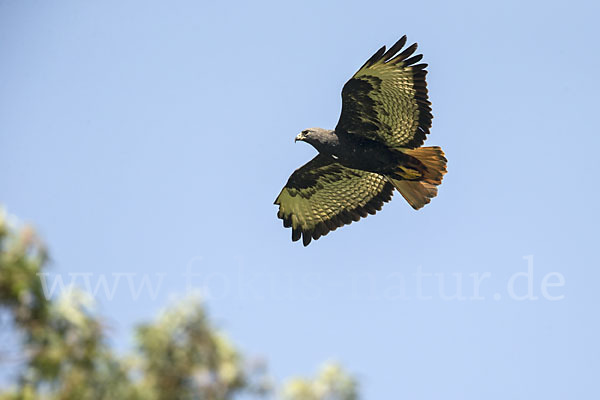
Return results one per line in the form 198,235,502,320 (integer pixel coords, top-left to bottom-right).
295,128,334,144
295,129,312,143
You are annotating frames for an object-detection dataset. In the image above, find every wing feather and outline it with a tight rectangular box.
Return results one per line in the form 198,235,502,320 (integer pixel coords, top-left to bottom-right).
381,35,407,62
335,37,432,149
274,155,394,246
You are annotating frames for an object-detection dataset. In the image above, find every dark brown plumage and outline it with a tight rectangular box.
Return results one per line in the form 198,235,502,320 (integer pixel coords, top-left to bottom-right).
275,36,447,246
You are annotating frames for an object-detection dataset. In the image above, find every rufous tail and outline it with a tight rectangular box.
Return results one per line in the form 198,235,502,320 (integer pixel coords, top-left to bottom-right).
388,146,447,210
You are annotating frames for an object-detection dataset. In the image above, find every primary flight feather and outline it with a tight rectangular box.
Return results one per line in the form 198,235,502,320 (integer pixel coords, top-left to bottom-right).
275,36,447,246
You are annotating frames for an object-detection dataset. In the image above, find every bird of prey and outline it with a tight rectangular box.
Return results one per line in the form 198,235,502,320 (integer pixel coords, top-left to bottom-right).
275,36,447,246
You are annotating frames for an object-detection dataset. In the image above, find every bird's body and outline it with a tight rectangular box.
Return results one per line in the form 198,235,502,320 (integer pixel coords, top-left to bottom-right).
298,128,402,174
275,36,447,246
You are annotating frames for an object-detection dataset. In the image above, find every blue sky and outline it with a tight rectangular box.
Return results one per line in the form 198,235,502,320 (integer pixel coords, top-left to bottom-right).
1,0,599,398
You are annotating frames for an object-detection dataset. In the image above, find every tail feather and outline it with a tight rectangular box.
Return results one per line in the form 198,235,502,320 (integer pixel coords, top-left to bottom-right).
389,146,447,210
405,146,447,184
390,180,438,210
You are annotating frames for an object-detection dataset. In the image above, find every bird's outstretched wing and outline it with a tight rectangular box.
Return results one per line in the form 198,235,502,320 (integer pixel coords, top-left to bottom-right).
335,36,432,149
274,155,394,246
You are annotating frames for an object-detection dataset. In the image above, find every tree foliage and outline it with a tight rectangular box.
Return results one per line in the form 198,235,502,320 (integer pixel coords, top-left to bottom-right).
0,208,359,399
282,364,358,400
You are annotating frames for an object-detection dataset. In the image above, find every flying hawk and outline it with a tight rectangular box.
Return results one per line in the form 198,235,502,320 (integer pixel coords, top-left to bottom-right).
275,36,447,246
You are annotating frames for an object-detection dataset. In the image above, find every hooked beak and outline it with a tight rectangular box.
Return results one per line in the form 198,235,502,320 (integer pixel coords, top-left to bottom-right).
295,132,305,143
